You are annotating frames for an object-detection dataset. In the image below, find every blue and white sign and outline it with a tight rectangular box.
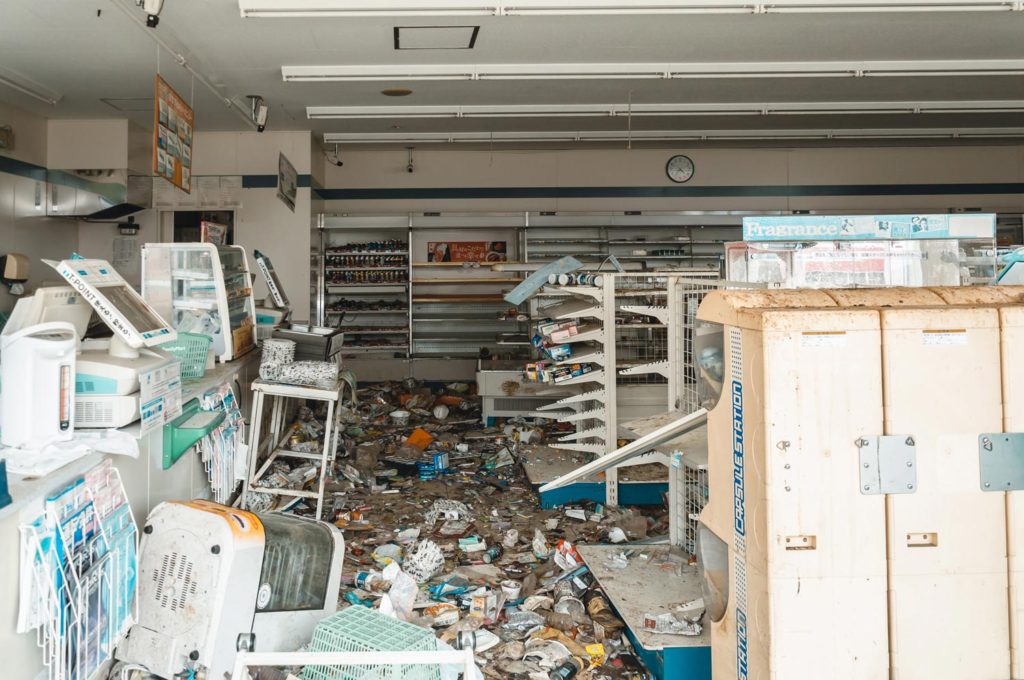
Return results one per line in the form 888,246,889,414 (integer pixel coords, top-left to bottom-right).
743,214,995,242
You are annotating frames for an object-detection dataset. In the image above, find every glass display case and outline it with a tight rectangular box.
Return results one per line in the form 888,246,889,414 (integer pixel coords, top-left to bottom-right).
142,243,257,362
727,214,998,288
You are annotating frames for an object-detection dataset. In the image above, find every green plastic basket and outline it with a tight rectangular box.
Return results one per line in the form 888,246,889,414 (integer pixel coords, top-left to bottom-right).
160,332,212,379
301,606,441,680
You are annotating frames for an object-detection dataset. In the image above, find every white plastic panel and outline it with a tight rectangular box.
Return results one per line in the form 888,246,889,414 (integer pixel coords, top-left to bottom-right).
881,307,1008,680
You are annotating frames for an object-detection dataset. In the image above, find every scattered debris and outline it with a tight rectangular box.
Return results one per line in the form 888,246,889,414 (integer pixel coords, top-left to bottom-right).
242,379,674,678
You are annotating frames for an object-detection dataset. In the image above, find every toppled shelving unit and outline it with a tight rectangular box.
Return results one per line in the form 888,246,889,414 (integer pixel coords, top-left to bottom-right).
541,408,711,680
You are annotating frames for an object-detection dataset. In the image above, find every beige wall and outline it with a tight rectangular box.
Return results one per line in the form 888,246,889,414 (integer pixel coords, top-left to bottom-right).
0,102,79,314
74,130,317,317
46,119,129,169
319,144,1024,214
192,130,315,319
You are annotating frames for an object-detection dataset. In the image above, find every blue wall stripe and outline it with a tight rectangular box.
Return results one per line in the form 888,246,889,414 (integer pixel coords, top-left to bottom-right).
242,174,312,189
0,154,47,182
314,182,1024,201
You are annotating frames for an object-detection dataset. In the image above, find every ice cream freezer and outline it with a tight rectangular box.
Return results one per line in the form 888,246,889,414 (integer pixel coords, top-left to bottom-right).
543,284,1024,680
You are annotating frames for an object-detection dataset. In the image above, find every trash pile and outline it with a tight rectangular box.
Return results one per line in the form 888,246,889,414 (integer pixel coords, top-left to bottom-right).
248,378,694,679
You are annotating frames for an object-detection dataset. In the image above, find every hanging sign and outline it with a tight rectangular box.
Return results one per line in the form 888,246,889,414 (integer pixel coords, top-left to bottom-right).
153,75,195,193
742,214,996,242
277,152,297,212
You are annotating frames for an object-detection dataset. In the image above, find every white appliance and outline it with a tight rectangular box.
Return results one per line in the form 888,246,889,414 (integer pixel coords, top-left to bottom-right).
73,393,140,429
32,259,180,428
118,500,345,680
0,321,77,447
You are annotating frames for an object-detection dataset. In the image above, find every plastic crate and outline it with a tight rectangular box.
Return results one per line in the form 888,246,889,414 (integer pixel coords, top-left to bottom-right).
159,332,212,379
301,606,442,680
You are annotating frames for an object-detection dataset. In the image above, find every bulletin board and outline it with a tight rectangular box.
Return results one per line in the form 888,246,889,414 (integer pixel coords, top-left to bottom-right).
152,75,194,193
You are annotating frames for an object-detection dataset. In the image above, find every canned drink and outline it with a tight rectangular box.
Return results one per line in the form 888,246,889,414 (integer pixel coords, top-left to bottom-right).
557,273,572,285
454,631,477,650
481,545,503,563
354,571,379,589
553,580,574,601
433,451,450,471
551,657,583,679
548,273,559,284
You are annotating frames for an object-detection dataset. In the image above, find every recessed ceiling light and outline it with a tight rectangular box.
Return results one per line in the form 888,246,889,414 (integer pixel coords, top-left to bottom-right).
382,88,413,97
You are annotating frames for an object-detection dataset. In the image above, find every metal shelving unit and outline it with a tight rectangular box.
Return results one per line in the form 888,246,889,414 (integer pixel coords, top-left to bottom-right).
532,277,618,464
317,217,413,356
314,212,742,365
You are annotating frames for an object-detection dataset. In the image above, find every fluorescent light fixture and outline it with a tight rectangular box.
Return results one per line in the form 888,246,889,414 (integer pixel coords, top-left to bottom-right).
284,60,1024,82
242,0,1023,17
323,127,1024,144
0,67,61,105
308,100,1024,119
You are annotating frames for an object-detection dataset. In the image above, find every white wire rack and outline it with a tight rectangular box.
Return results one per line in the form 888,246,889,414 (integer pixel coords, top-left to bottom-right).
615,273,671,387
18,461,138,680
197,383,246,505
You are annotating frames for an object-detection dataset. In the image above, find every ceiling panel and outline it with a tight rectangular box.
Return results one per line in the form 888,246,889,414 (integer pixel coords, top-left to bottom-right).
0,0,1021,137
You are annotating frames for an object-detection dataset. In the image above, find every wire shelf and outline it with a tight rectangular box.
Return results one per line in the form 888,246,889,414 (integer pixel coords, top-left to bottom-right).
18,460,138,680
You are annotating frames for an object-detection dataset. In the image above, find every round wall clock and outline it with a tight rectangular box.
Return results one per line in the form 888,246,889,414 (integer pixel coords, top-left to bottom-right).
666,155,695,183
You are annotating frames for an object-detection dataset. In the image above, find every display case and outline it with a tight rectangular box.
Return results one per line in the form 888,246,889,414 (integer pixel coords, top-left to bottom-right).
727,213,999,288
142,243,257,362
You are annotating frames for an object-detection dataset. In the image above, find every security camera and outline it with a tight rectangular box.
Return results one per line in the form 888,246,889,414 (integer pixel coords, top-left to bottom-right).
405,147,415,174
325,144,344,167
248,95,268,132
255,104,268,132
406,163,414,173
137,0,164,27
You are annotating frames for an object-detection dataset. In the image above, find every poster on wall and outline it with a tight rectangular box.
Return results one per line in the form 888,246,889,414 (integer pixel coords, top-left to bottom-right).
152,75,195,193
277,152,297,212
201,220,229,245
427,241,508,263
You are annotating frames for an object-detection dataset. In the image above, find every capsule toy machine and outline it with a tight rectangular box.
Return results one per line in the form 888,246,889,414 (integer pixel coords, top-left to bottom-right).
694,288,889,680
696,286,1024,680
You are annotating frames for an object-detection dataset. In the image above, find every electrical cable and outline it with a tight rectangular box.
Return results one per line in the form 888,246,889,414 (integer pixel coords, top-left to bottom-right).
107,0,257,129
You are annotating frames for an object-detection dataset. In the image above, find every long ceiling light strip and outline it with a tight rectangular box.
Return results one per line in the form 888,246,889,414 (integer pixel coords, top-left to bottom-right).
307,100,1024,119
0,74,61,106
323,127,1024,144
282,60,1024,82
241,1,1023,18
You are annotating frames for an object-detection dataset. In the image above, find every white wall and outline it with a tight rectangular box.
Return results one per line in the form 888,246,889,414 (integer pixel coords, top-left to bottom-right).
46,119,129,169
193,130,314,319
319,144,1024,214
0,102,79,314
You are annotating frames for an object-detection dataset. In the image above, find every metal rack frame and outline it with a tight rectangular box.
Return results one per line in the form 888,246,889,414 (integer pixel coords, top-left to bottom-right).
314,212,742,365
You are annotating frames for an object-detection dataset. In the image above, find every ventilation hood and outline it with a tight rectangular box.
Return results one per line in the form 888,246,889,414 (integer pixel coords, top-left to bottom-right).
46,169,152,221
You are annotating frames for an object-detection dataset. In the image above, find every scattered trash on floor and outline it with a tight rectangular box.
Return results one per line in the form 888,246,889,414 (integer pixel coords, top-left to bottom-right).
240,378,676,679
